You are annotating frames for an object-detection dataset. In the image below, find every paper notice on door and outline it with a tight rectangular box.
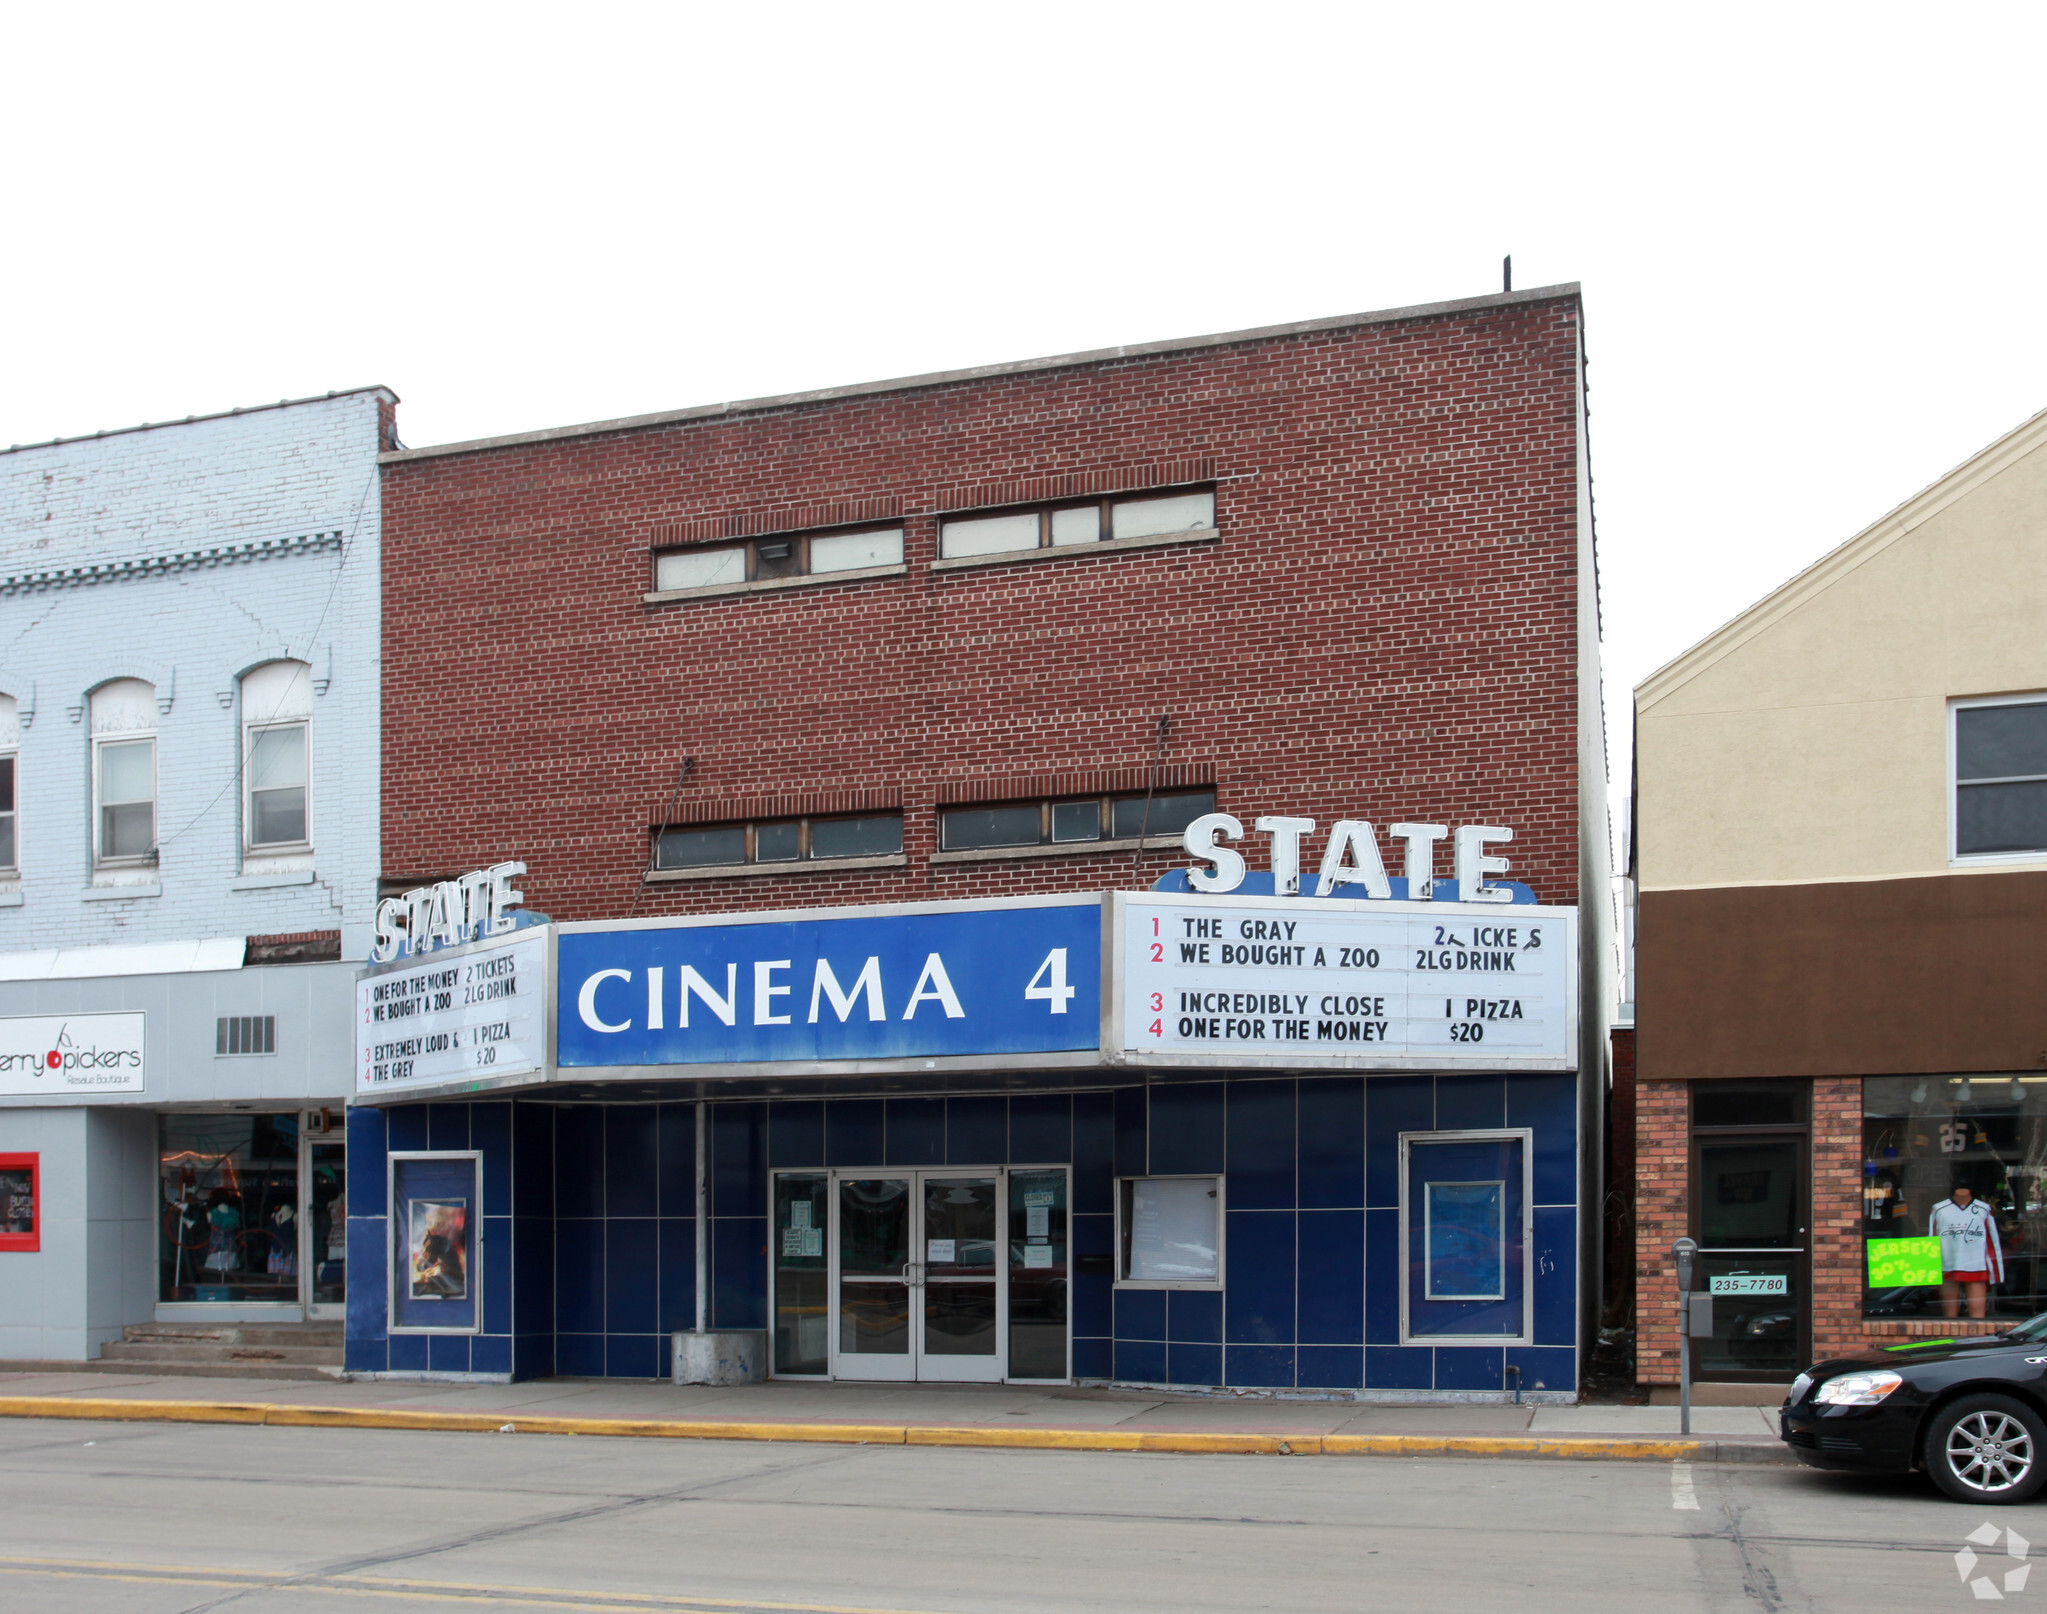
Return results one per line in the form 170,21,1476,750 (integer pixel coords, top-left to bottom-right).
801,1228,823,1257
1023,1189,1055,1208
781,1228,804,1257
1026,1204,1049,1237
791,1202,812,1229
927,1239,956,1264
1023,1244,1054,1268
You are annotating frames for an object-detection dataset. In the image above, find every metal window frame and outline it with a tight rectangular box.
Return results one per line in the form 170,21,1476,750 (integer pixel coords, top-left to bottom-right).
937,486,1217,560
653,811,905,871
1949,693,2047,865
936,788,1218,853
91,730,157,868
0,1151,39,1252
0,749,20,874
652,524,906,590
1112,1172,1226,1291
243,717,312,855
1397,1127,1533,1345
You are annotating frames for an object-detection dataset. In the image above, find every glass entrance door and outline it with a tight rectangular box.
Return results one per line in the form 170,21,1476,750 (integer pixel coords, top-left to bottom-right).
829,1169,1008,1383
835,1176,916,1381
916,1176,1002,1382
1694,1135,1808,1380
303,1132,347,1319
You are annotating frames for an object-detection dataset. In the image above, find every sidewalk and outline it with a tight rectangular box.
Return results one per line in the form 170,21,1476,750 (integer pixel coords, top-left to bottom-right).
0,1369,1792,1464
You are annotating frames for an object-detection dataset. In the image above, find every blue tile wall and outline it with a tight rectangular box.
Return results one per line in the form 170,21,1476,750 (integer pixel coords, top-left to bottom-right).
1225,1210,1295,1345
885,1097,946,1167
1226,1080,1294,1209
826,1099,883,1166
1435,1075,1505,1133
1150,1082,1224,1175
769,1100,825,1168
1297,1078,1363,1209
1113,1086,1147,1178
946,1094,1007,1165
656,1103,696,1216
350,1072,1579,1390
1010,1093,1071,1165
1367,1076,1432,1205
606,1106,659,1219
710,1102,766,1217
1297,1345,1363,1389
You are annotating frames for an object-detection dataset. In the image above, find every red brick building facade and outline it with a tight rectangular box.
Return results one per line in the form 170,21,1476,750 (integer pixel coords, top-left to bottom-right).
379,288,1594,923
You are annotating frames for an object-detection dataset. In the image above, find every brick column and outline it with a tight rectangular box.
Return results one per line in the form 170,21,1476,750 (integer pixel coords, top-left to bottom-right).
1633,1079,1689,1385
1807,1077,1864,1360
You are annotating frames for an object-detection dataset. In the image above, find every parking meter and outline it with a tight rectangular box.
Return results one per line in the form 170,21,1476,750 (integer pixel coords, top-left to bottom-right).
1673,1238,1701,1435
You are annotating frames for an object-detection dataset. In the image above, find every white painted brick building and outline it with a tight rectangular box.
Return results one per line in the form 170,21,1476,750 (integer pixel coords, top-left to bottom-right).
0,390,390,1361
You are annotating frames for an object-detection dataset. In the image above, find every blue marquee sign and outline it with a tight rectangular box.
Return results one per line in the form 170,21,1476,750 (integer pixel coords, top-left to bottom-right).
556,897,1102,1068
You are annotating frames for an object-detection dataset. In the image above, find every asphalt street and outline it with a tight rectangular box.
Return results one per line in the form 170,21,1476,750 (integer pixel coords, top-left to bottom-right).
0,1418,1999,1613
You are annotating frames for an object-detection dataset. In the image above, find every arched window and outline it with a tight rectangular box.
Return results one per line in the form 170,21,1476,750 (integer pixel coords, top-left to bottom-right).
241,661,311,854
90,679,156,866
0,693,18,873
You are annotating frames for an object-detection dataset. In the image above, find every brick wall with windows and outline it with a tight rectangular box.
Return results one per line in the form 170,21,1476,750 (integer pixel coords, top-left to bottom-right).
379,289,1589,921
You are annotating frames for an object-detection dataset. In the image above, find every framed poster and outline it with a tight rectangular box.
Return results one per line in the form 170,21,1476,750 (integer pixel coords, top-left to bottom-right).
0,1153,38,1252
389,1151,481,1334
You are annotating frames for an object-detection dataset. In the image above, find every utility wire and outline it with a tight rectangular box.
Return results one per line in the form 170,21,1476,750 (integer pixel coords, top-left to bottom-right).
156,462,377,853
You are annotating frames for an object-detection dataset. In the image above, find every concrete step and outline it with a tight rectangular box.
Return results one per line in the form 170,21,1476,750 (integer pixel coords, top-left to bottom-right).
100,1341,344,1367
122,1322,343,1348
0,1357,346,1381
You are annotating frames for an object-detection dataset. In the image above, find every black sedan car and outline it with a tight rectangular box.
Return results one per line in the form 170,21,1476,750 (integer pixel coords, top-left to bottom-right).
1781,1317,2047,1502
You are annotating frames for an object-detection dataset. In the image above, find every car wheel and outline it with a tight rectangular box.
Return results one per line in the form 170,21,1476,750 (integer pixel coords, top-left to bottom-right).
1925,1394,2047,1505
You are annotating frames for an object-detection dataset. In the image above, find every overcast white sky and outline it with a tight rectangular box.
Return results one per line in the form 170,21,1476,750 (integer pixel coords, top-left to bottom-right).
7,5,2045,804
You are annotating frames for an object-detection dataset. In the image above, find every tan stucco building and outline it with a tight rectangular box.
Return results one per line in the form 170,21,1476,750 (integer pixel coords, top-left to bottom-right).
1634,404,2047,1386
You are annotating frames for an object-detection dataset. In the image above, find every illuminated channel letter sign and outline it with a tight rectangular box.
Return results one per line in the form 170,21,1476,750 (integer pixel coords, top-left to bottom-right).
555,896,1102,1071
1169,814,1532,904
370,861,529,963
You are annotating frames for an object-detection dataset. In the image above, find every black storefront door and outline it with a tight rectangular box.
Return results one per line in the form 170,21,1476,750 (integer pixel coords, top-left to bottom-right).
1691,1131,1810,1380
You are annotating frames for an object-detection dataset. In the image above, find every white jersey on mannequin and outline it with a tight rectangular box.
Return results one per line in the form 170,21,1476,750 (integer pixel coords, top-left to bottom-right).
1929,1197,2004,1280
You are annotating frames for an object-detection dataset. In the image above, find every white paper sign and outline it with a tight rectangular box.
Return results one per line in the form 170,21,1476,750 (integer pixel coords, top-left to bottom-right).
1709,1273,1788,1296
1027,1204,1049,1237
927,1239,956,1264
1120,897,1575,1069
358,931,547,1096
0,1012,146,1096
1023,1244,1054,1268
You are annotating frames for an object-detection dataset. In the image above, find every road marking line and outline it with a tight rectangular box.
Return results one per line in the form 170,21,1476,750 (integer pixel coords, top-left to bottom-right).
1670,1459,1700,1510
0,1557,962,1614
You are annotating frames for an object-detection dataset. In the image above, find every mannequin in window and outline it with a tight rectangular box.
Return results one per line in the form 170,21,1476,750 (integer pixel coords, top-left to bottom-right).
1931,1184,2004,1319
204,1192,242,1275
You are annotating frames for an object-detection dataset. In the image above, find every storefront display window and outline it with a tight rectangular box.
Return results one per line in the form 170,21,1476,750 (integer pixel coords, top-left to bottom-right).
0,1153,38,1251
159,1115,300,1302
1863,1075,2047,1320
1116,1176,1222,1288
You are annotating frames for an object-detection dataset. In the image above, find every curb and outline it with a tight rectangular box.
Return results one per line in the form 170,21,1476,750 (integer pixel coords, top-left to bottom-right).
0,1395,1796,1464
